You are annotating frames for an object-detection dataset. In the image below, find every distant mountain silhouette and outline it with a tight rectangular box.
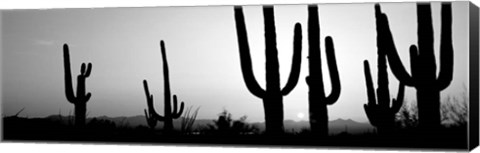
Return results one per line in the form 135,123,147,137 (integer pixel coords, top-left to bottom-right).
44,115,373,135
252,119,373,135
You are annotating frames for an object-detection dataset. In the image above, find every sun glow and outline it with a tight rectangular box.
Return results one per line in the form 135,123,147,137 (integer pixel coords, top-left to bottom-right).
297,112,305,119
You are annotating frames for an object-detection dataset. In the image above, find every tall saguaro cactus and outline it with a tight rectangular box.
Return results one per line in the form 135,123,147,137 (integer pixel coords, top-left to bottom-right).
363,47,405,133
143,40,185,132
306,5,341,136
234,6,302,134
375,3,453,128
63,44,93,127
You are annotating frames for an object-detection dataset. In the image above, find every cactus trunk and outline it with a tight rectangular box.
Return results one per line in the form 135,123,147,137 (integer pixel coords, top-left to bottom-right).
417,89,441,127
263,7,283,133
306,5,341,136
262,95,284,134
308,96,329,135
161,40,174,132
74,103,86,127
234,6,302,135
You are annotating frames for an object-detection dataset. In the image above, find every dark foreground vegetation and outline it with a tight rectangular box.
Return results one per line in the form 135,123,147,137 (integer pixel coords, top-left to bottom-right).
3,106,467,150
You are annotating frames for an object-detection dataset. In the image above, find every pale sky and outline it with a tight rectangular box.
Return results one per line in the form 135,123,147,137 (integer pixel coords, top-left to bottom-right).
1,2,469,123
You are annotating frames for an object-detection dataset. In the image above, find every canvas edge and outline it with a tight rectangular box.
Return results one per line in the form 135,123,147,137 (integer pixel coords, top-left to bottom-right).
469,1,479,151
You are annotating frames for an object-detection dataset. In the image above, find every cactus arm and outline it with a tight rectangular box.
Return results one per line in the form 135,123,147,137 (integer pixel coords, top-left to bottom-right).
84,92,91,103
84,63,92,77
143,80,151,101
171,95,184,118
63,44,76,103
281,23,303,95
177,102,184,117
144,109,149,123
172,96,184,119
363,60,378,127
144,109,151,124
234,6,266,98
363,104,378,126
178,100,185,118
324,37,341,105
436,3,453,90
409,45,419,78
391,82,405,113
80,63,86,75
142,80,154,112
149,96,165,121
144,109,157,128
375,4,415,87
172,95,178,116
144,109,149,119
364,60,377,106
143,80,165,121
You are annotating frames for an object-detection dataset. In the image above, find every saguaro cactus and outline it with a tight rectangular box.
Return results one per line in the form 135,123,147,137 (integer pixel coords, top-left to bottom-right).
375,3,453,128
144,109,157,130
363,47,405,133
306,5,341,136
63,44,92,127
143,40,185,132
234,6,302,134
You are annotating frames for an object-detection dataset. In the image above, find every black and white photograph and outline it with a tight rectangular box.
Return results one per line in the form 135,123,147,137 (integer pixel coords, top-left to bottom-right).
1,0,479,152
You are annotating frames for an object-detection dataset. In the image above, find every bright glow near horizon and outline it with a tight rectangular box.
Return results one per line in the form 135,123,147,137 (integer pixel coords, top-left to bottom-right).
297,112,305,119
1,2,470,123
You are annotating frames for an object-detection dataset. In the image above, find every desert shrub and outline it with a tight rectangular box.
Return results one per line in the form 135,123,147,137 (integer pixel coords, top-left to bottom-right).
396,101,418,128
396,91,468,129
180,106,200,134
440,94,468,127
200,110,258,135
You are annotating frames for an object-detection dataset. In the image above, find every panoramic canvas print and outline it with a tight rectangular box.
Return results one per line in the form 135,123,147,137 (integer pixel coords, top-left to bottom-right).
1,1,478,151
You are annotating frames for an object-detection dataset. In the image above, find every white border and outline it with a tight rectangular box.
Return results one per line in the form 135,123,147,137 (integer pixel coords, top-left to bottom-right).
1,0,479,153
0,0,477,9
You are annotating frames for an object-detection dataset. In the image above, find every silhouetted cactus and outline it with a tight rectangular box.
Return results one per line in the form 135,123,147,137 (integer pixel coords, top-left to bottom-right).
234,6,302,134
306,5,341,136
375,3,453,128
144,109,157,130
63,44,92,127
363,45,405,133
143,40,185,132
